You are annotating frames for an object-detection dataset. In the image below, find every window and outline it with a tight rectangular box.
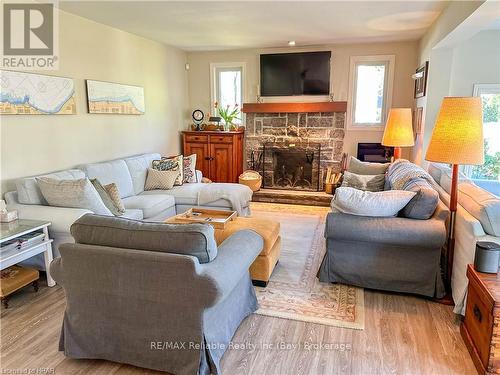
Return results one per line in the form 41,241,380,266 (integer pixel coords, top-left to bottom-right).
463,84,500,190
348,55,395,129
210,63,245,124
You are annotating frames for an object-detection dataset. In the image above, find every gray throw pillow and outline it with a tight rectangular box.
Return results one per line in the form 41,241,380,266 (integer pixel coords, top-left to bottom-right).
71,214,218,263
347,156,390,175
36,177,112,215
341,171,385,192
400,178,439,219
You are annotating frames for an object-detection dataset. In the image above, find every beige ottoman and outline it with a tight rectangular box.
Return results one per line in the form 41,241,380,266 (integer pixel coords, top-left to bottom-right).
214,217,281,287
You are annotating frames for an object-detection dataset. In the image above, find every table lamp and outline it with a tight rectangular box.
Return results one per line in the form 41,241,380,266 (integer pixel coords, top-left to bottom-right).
425,97,484,285
382,108,415,159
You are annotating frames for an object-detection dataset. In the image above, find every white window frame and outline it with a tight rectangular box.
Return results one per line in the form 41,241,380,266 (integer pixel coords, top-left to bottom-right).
347,55,395,131
462,83,500,178
210,62,246,121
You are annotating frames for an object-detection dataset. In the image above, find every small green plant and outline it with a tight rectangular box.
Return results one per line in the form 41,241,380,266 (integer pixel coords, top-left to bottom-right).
214,102,240,130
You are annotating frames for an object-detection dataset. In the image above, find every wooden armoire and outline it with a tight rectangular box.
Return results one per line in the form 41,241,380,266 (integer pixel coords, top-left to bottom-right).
182,130,244,183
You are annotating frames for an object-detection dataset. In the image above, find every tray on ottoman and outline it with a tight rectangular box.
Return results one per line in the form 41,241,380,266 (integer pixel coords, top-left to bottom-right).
167,208,237,230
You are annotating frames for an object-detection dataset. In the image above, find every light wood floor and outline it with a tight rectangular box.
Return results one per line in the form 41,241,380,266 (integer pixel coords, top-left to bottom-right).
1,277,475,375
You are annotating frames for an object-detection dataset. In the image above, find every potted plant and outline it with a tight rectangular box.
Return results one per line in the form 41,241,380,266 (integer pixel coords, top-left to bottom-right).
214,102,240,131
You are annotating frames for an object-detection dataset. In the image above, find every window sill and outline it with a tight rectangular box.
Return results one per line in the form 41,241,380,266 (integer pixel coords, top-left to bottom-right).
347,124,385,132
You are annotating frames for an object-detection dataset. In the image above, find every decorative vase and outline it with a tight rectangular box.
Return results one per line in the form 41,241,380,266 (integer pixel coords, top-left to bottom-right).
224,121,232,131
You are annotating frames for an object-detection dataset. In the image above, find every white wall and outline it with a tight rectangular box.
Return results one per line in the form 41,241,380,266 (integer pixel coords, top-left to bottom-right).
412,0,484,164
186,41,418,159
0,10,189,193
449,30,500,96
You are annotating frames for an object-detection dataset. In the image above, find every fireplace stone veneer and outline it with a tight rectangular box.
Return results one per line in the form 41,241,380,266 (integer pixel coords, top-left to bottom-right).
245,111,345,190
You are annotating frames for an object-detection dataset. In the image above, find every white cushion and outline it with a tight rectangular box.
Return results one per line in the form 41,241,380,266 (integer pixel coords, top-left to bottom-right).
80,159,134,199
124,153,161,195
331,187,416,217
36,177,112,215
16,169,85,205
121,194,175,219
119,209,143,220
457,182,500,236
140,183,232,208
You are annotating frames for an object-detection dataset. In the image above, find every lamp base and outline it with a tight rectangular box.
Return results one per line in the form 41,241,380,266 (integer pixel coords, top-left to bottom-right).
393,147,402,159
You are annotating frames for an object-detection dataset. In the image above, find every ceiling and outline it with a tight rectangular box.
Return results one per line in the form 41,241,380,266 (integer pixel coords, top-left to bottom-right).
59,1,449,51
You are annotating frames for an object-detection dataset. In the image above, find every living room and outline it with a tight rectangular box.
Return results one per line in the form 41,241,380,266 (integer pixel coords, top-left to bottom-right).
1,1,499,374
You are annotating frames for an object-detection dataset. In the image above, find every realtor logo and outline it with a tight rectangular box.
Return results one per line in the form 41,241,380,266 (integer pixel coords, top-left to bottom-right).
2,1,59,69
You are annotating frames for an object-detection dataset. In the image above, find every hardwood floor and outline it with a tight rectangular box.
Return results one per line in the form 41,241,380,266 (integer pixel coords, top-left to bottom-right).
1,277,475,375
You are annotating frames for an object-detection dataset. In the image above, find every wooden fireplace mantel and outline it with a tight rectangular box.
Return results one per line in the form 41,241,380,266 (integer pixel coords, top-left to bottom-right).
242,101,347,113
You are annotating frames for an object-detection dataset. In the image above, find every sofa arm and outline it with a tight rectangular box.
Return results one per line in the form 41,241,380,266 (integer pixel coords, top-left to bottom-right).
325,212,447,248
8,203,92,233
197,229,263,305
49,257,63,285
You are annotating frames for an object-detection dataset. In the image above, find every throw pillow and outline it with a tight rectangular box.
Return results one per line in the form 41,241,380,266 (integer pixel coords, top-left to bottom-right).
331,187,416,217
400,178,439,220
36,177,112,215
183,154,197,183
341,171,385,192
152,155,183,186
104,183,126,215
90,179,125,216
144,168,179,190
347,156,390,175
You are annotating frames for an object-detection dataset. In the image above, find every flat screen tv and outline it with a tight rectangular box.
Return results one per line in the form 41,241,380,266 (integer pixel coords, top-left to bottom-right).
260,51,331,96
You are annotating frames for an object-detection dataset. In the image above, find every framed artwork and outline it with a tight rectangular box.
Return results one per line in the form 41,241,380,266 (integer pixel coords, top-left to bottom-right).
0,70,76,115
414,61,428,98
413,107,423,135
86,80,145,114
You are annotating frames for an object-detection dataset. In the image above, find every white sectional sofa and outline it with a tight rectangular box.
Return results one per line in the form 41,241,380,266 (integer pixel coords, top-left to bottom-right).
5,153,252,268
428,163,500,315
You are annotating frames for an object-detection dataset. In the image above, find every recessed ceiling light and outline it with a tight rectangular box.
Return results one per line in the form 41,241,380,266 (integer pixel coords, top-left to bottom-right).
288,40,296,46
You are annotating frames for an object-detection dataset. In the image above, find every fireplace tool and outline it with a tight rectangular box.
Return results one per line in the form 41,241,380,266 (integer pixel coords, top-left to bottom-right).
250,150,263,171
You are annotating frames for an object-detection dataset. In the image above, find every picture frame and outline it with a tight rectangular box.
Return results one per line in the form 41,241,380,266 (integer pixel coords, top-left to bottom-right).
0,70,76,115
414,61,428,98
85,79,145,114
413,107,423,135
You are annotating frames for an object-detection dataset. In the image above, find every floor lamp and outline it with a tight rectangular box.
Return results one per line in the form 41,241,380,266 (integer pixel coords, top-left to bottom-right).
425,97,484,288
382,108,415,160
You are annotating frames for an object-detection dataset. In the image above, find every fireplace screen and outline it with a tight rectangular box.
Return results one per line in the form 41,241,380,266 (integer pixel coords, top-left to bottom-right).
262,142,321,191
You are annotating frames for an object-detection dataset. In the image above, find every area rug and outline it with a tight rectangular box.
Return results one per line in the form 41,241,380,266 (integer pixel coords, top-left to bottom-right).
250,202,365,330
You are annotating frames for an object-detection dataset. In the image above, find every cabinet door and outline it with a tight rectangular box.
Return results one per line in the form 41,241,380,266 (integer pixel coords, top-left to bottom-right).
184,142,209,179
209,143,233,182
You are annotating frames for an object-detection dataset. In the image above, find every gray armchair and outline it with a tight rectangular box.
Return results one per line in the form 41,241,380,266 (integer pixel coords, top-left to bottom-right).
318,200,449,298
51,214,263,375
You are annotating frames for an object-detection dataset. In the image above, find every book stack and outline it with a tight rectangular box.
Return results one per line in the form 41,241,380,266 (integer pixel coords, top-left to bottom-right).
0,232,45,255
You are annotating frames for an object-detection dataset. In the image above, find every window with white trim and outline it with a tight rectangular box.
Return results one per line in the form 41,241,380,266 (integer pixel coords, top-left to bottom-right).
211,63,245,124
348,55,395,129
462,84,500,188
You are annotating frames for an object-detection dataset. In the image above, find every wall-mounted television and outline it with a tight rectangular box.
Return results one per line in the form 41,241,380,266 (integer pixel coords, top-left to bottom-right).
260,51,331,97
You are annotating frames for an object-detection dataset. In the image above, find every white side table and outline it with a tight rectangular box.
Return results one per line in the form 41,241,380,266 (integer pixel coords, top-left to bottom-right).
0,220,55,287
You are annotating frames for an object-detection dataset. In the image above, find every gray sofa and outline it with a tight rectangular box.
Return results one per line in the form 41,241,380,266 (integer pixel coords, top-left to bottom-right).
318,200,449,297
5,153,252,268
51,214,264,375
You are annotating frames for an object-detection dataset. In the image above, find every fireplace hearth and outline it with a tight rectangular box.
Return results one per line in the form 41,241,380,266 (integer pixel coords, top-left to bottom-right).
263,143,321,191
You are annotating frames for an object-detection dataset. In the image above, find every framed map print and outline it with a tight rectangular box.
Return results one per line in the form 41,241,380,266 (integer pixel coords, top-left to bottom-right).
86,80,145,114
0,70,76,115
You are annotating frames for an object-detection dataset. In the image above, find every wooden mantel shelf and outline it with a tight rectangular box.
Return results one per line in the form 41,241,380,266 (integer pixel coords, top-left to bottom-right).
242,101,347,113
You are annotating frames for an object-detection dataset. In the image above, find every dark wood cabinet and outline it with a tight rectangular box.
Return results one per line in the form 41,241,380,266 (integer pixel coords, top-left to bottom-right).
182,130,244,183
461,264,500,375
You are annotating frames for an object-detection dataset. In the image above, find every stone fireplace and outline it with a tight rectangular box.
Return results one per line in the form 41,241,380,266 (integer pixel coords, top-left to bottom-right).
245,110,346,190
262,142,321,191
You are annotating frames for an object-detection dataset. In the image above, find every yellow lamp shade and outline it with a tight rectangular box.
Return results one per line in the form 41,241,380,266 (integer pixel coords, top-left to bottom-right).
382,108,415,147
425,97,484,165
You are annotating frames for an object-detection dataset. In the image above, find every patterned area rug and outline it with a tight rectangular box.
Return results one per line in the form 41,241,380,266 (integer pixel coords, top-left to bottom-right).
250,202,365,330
